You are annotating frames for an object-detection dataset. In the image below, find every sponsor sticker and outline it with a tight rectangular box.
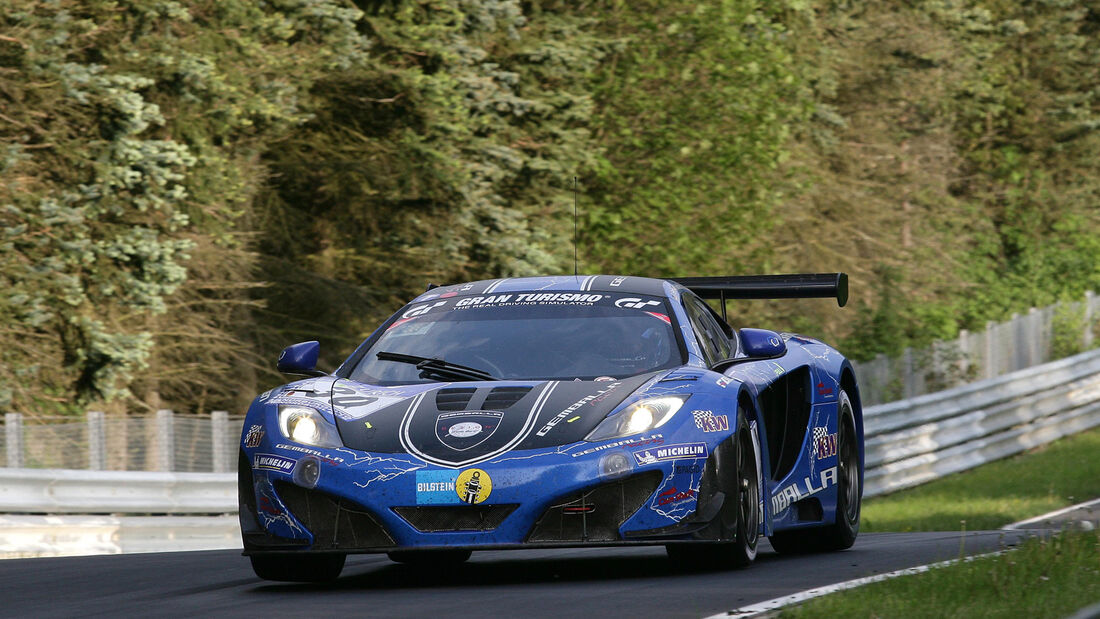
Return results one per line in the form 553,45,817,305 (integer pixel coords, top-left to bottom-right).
415,470,459,504
570,434,663,458
456,468,492,504
614,297,662,310
813,427,837,459
771,466,838,514
691,410,729,433
244,424,264,448
716,375,732,388
253,453,295,473
436,411,502,450
633,442,708,466
537,382,621,436
655,486,697,507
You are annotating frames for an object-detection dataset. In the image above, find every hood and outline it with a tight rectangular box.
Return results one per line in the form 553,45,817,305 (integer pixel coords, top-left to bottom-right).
332,373,658,468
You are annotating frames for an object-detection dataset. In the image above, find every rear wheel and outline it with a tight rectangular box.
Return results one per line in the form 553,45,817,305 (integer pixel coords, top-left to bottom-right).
249,553,346,582
769,389,861,554
666,411,759,569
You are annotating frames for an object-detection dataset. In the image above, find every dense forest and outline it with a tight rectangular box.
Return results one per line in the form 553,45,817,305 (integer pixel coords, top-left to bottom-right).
2,0,1099,416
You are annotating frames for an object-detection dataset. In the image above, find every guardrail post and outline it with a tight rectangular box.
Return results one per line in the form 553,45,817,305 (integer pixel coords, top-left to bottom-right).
155,409,175,472
5,413,23,468
902,347,916,399
990,323,998,380
87,411,106,470
212,410,229,473
1086,291,1095,349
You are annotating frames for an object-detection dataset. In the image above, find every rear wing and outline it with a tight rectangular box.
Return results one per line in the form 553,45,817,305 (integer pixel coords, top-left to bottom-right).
671,273,848,321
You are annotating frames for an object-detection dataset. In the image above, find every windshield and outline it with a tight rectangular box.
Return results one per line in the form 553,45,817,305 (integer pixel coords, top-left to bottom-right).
347,292,684,384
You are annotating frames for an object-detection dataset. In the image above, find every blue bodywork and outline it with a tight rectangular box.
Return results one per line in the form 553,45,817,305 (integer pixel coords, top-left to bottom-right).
239,275,864,554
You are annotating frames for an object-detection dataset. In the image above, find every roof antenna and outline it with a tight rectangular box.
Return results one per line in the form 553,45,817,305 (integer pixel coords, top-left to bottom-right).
573,175,579,277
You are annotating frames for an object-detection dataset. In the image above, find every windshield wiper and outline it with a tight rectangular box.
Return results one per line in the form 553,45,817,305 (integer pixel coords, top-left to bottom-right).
375,351,498,382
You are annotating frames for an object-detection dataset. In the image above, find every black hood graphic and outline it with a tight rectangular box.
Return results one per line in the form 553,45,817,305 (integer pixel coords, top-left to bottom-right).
335,372,657,467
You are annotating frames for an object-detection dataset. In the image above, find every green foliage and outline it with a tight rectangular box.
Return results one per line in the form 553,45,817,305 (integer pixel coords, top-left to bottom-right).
4,0,1100,414
583,0,811,277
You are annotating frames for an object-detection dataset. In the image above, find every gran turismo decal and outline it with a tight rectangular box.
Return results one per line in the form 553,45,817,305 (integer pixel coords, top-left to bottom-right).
244,424,264,448
614,297,662,310
691,410,729,433
536,382,622,437
771,465,838,514
633,442,707,465
402,301,446,318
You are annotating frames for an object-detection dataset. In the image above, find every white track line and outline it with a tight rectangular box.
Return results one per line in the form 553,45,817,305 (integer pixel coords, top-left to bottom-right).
1002,497,1100,530
708,497,1100,618
707,551,1006,619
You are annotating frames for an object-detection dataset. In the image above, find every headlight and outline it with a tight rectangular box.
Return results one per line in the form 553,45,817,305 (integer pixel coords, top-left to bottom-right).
277,405,343,448
585,395,689,441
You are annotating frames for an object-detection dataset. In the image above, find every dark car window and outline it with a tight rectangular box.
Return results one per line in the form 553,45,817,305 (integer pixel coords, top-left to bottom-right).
347,292,685,384
683,293,731,365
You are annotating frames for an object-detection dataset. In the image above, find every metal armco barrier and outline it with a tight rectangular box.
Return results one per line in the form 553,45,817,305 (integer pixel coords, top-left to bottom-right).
862,347,1100,497
2,347,1100,556
0,515,240,558
0,469,236,514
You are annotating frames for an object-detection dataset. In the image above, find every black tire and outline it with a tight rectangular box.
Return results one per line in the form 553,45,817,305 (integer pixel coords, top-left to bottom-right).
769,389,861,554
666,411,760,569
387,549,472,565
249,553,346,582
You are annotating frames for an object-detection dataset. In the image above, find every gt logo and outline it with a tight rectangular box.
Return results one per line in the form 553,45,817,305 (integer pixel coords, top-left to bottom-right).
403,301,445,318
614,297,661,309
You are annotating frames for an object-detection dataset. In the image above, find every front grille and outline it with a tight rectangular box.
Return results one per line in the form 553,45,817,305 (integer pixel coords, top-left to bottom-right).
274,481,395,549
436,387,477,411
482,386,532,410
527,471,662,543
393,504,519,533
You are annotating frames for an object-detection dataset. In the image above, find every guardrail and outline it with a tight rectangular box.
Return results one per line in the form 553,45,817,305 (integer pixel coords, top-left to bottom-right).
862,347,1100,496
3,347,1100,556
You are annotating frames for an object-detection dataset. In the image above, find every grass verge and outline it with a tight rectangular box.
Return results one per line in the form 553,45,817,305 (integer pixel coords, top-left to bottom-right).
781,530,1100,618
862,426,1100,532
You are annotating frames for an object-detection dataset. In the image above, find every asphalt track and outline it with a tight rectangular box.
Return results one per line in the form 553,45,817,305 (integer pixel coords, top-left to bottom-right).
2,530,1033,618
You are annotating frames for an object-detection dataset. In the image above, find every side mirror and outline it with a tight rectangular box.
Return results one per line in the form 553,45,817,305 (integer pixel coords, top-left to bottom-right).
277,341,326,377
739,328,787,359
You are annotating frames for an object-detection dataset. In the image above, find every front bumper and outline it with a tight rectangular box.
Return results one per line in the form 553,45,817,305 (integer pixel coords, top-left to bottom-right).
240,434,723,554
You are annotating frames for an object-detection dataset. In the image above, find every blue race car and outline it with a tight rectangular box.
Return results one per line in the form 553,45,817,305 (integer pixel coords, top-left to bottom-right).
238,273,863,581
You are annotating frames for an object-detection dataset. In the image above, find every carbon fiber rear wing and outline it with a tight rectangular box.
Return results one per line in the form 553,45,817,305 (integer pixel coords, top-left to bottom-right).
671,273,848,321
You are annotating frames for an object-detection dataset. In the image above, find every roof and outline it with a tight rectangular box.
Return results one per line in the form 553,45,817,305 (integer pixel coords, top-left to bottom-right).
412,275,674,302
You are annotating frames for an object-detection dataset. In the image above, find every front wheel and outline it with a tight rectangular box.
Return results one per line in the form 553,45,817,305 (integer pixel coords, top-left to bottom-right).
249,553,346,582
667,410,760,569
